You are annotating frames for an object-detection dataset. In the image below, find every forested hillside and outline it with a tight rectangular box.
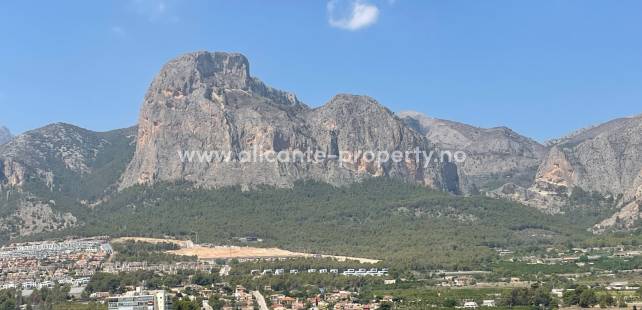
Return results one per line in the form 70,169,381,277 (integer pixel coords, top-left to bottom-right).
33,179,606,270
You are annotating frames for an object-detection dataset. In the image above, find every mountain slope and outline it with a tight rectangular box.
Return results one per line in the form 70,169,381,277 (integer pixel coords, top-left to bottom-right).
399,111,642,229
534,115,642,198
484,115,642,223
121,51,455,191
0,124,136,240
399,111,547,193
533,115,642,231
42,179,592,269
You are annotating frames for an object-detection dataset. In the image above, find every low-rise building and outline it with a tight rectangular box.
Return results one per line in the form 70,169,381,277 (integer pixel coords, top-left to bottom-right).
107,290,171,310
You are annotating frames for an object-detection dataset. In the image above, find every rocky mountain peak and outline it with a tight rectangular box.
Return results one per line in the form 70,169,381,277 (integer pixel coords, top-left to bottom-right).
121,51,454,191
150,51,302,108
0,126,12,145
178,51,250,89
320,94,392,116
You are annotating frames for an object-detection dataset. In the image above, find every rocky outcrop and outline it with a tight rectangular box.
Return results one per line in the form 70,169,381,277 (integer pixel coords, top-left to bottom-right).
594,199,642,232
486,183,567,214
535,115,642,198
399,111,546,193
527,115,642,228
121,52,455,191
0,199,77,238
0,126,11,145
531,146,576,196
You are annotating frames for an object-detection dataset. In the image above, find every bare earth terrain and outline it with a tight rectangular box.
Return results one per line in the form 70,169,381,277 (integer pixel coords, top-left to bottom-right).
169,246,380,263
112,236,380,263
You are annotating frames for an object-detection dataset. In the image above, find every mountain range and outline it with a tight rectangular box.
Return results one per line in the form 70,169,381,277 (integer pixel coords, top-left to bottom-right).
1,51,641,240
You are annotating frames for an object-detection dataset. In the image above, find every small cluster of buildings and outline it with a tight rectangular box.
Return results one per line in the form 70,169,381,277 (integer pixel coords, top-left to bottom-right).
252,268,389,277
269,290,381,310
232,285,259,309
0,237,110,290
506,246,642,265
606,281,641,291
438,275,477,287
101,260,214,274
462,300,497,308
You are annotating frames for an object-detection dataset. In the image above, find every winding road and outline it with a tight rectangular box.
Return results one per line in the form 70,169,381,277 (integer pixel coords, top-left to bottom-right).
252,290,269,310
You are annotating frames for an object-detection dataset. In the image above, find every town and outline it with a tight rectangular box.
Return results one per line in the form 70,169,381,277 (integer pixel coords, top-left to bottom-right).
2,236,642,309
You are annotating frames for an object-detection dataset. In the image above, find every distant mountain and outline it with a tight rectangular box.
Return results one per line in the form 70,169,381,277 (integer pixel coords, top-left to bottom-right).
537,115,642,232
0,126,12,145
0,123,136,240
534,115,642,198
120,51,456,191
487,115,642,220
400,111,642,227
399,111,547,193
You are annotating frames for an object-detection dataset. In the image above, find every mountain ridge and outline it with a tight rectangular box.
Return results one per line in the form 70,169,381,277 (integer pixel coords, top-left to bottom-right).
1,50,641,240
120,51,455,191
399,110,547,193
0,123,137,240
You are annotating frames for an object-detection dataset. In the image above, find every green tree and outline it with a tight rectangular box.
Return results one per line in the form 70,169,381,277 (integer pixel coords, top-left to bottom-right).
598,294,615,308
209,297,225,310
579,289,597,308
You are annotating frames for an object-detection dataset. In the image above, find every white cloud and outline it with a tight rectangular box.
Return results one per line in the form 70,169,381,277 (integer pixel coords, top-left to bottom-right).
327,0,380,31
111,26,126,36
129,0,178,23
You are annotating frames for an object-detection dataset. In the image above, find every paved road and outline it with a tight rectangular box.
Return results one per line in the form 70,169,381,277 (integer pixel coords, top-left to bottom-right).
252,291,269,310
202,300,213,310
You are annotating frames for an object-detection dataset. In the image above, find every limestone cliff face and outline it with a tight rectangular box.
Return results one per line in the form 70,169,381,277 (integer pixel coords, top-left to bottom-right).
399,111,546,193
120,51,453,190
527,115,642,229
307,95,444,187
532,146,576,196
534,115,642,198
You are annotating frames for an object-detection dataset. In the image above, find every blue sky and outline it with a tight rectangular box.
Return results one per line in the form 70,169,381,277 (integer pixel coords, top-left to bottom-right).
1,0,641,142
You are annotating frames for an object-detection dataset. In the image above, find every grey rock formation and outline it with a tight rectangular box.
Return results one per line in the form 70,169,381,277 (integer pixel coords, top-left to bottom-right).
533,115,642,198
1,50,640,236
399,111,547,193
0,126,12,145
121,51,455,191
400,111,642,229
484,114,642,227
533,115,642,231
